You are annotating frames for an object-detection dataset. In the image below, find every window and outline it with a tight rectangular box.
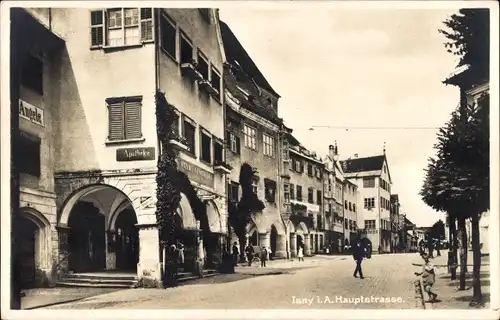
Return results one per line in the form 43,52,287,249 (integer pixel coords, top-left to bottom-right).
211,66,221,96
380,197,384,209
183,117,196,154
264,178,276,203
213,140,223,164
18,132,41,177
315,168,322,179
364,197,375,209
200,129,212,163
344,219,348,229
296,185,303,201
290,184,295,199
328,203,332,213
229,182,239,202
283,183,290,204
243,124,257,150
348,202,352,211
90,8,154,48
263,133,275,157
308,188,314,204
353,204,356,212
328,178,332,192
226,131,240,154
160,12,176,58
21,55,43,94
293,158,302,172
107,96,142,141
365,219,376,229
197,50,209,80
252,181,258,195
317,214,323,230
180,32,193,64
307,164,313,176
363,177,375,188
316,190,322,205
344,200,348,210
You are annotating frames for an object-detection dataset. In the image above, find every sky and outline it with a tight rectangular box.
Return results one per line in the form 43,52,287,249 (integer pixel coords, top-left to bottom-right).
219,7,461,227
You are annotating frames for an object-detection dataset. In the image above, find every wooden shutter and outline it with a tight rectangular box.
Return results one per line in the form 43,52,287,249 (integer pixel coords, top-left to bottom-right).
124,98,142,139
108,101,124,140
90,10,105,47
140,8,154,41
300,161,304,173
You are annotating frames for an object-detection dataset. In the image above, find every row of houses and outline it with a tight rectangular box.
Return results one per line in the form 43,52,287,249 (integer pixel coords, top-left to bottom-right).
12,7,409,289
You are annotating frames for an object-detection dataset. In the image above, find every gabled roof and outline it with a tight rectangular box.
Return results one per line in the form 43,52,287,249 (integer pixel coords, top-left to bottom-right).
219,20,280,97
340,155,385,174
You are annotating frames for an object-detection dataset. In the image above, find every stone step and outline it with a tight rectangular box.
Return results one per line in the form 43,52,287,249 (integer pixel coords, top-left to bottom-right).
56,281,136,288
63,273,137,281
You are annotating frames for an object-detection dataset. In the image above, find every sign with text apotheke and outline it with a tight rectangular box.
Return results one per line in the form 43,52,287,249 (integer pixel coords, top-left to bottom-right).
19,100,44,127
116,147,156,161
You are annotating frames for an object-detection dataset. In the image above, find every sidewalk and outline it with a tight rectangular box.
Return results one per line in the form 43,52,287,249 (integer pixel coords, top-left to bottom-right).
21,287,120,310
413,252,491,309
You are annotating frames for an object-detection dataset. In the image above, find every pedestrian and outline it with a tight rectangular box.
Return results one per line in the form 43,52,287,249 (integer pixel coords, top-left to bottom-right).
352,238,365,279
297,245,304,262
414,253,438,302
245,244,255,266
177,240,185,267
232,242,239,266
260,246,268,267
435,240,441,256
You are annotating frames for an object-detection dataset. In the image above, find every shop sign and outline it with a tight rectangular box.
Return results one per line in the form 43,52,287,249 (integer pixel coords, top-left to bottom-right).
19,99,44,127
116,147,155,162
177,158,214,189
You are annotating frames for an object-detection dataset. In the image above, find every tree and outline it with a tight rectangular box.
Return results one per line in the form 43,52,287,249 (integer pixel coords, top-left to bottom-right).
228,163,265,261
439,9,490,79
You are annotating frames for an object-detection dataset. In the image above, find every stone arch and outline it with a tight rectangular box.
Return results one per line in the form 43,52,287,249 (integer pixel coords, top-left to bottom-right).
206,200,222,233
245,218,262,234
108,199,134,232
295,222,309,235
18,207,52,270
176,192,197,230
287,220,296,234
58,183,142,227
266,221,286,235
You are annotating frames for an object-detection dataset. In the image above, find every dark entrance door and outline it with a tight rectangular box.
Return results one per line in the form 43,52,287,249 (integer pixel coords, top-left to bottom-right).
270,226,277,258
115,208,139,271
68,201,106,272
18,216,38,288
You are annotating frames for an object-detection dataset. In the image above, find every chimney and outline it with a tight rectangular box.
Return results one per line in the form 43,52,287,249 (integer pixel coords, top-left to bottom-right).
354,154,358,158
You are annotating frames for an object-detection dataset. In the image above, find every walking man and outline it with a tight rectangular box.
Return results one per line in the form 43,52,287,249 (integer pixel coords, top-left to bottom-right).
232,242,239,267
245,244,254,267
352,237,365,279
260,246,268,267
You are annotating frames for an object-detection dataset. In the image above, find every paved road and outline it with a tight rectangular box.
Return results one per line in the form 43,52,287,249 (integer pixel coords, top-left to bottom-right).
45,253,424,309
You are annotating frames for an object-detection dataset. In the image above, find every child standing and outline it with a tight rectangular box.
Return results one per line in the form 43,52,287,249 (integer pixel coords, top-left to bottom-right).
415,254,438,302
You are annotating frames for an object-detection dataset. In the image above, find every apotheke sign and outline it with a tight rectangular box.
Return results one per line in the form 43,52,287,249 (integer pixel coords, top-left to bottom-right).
19,100,44,127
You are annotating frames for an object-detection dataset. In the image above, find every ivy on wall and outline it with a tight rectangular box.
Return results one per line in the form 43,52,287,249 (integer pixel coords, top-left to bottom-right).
155,90,182,248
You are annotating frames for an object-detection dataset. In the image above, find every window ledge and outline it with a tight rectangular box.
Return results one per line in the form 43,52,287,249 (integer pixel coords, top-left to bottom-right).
91,41,154,52
105,137,146,146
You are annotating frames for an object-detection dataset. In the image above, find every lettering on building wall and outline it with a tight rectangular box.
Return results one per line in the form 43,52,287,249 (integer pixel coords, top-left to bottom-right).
177,158,214,189
19,100,44,127
116,147,156,162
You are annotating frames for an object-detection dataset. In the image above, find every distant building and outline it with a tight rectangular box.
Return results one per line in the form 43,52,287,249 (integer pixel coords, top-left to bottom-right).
340,150,393,252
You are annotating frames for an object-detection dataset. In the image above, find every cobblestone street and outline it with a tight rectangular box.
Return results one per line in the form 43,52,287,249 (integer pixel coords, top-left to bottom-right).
44,254,424,310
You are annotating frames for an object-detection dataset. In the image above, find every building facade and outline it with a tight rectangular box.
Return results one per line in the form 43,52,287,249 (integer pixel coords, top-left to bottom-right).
286,135,326,256
14,7,229,288
13,8,65,288
341,152,393,252
220,21,288,258
390,194,401,252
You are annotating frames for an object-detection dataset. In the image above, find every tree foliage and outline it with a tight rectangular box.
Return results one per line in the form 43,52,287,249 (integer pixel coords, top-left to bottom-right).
439,8,490,77
420,96,489,217
430,219,446,240
227,162,265,245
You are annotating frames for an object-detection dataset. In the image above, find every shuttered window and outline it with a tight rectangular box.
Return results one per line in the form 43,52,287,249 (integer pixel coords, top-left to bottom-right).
90,10,104,47
107,96,142,141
